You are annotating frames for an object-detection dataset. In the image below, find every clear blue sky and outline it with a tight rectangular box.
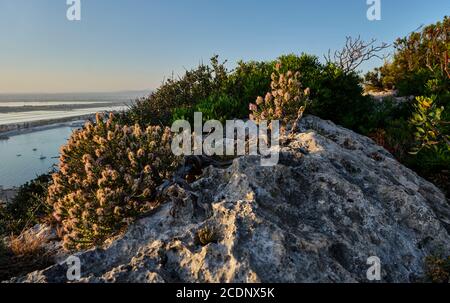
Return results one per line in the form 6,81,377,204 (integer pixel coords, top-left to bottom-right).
0,0,448,93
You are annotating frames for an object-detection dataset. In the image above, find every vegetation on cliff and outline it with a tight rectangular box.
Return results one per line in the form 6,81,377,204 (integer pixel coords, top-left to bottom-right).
0,16,449,282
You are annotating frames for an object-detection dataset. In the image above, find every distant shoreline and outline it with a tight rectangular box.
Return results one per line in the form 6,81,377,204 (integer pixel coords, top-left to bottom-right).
0,114,95,137
0,101,127,113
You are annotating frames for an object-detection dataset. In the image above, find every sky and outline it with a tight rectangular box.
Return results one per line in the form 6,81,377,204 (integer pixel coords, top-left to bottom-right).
0,0,448,94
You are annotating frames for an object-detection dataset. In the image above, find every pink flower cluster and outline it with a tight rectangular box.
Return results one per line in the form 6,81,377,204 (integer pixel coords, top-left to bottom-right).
47,113,181,250
249,63,310,133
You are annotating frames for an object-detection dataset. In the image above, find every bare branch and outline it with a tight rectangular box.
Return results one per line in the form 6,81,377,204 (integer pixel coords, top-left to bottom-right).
326,36,391,73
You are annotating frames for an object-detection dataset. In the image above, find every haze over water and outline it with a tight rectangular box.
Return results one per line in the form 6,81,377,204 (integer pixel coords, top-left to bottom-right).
0,91,148,188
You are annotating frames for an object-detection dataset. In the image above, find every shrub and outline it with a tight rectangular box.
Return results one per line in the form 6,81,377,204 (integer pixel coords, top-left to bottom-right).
397,68,436,97
226,60,274,107
249,63,310,133
172,93,248,124
121,55,229,127
307,63,374,131
369,16,449,96
364,68,384,91
277,53,322,76
47,113,181,250
195,94,248,123
410,95,450,153
0,174,52,236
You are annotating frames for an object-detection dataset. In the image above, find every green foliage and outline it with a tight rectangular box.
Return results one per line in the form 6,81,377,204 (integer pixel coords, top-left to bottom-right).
368,16,450,96
195,94,248,123
361,17,450,197
120,55,229,126
364,68,384,91
226,60,274,107
410,95,450,153
0,174,52,236
277,53,322,75
307,63,373,131
397,68,436,97
172,94,248,124
47,113,181,250
230,53,372,132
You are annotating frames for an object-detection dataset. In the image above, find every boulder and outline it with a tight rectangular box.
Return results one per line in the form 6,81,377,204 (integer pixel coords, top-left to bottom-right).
11,116,450,283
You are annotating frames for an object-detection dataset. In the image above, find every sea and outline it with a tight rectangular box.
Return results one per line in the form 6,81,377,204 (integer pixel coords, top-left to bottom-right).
0,91,148,188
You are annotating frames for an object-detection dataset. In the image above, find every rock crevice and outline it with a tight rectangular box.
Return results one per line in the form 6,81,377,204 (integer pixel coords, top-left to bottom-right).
12,116,450,283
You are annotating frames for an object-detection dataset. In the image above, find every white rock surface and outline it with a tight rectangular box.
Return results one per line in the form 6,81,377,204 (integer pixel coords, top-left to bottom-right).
11,116,450,283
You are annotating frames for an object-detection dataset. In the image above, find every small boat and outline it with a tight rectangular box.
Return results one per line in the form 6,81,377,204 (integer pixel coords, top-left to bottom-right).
32,148,37,151
39,154,47,160
16,154,22,157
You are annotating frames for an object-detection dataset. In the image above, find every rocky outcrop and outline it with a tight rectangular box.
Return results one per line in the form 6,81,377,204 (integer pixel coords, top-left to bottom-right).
12,116,450,283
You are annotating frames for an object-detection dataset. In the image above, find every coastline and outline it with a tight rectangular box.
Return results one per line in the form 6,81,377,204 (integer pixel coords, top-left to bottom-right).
0,114,94,137
0,106,127,137
0,110,129,190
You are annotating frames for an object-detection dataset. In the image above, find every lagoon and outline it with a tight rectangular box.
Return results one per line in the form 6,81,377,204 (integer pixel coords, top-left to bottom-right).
0,126,76,188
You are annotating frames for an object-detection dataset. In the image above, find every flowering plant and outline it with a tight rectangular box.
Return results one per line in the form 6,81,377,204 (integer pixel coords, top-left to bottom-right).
249,63,310,134
47,113,181,250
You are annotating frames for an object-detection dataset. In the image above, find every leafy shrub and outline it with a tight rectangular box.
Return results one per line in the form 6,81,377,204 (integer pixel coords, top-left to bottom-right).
249,63,310,133
0,174,52,236
364,68,384,91
226,60,274,107
410,95,450,153
122,52,371,134
396,68,436,97
172,93,248,124
307,63,374,131
120,55,229,127
369,16,449,96
277,54,322,76
47,113,181,250
226,54,319,106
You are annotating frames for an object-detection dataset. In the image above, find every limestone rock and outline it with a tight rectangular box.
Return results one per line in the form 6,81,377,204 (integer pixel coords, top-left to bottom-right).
11,116,450,283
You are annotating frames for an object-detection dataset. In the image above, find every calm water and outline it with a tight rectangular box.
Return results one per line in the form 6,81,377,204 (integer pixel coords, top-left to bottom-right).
0,126,76,188
0,92,150,188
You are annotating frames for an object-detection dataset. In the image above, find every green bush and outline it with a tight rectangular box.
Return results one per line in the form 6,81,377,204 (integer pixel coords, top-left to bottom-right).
0,174,52,236
226,60,274,107
120,55,229,127
307,63,374,131
410,95,449,153
229,54,372,132
368,16,449,96
196,94,248,123
397,68,436,97
364,68,384,91
47,113,181,250
172,93,248,124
